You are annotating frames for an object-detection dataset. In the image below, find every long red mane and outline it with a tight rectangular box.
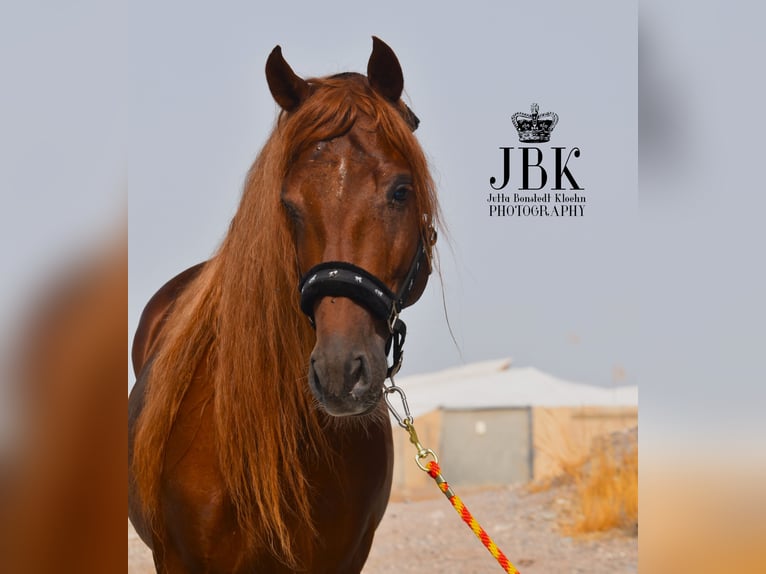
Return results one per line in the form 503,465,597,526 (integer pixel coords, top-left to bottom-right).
131,73,439,566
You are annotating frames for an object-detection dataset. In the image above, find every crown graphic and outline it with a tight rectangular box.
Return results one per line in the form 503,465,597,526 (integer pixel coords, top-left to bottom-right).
511,103,558,143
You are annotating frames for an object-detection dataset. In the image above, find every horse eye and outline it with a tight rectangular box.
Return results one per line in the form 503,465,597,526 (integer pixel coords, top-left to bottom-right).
281,199,302,222
391,185,411,203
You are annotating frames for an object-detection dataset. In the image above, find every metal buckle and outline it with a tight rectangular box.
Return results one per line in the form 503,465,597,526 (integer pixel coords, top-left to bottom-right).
383,381,412,429
387,305,399,334
405,420,439,472
387,353,403,379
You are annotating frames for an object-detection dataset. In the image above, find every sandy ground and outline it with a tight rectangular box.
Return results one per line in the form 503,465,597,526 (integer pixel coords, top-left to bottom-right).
129,479,637,573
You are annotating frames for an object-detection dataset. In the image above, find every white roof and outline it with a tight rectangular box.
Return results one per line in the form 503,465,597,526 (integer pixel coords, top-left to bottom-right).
393,359,638,418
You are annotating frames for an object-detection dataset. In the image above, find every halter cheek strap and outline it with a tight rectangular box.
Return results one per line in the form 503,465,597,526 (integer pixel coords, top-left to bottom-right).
298,240,429,378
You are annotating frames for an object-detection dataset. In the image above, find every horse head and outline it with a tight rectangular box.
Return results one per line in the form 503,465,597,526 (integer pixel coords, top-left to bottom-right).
266,37,436,417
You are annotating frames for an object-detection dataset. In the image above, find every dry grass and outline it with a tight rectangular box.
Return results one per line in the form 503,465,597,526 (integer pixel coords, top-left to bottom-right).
529,427,638,536
564,438,638,535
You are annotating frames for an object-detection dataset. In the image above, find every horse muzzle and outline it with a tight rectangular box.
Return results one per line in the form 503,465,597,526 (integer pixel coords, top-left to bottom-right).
298,241,431,416
308,329,388,416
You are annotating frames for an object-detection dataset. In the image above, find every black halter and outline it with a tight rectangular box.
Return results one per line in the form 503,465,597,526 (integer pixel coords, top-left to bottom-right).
298,240,430,378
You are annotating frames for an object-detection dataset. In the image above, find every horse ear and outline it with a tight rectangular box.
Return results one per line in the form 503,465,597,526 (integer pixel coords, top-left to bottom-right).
367,36,404,103
266,45,310,112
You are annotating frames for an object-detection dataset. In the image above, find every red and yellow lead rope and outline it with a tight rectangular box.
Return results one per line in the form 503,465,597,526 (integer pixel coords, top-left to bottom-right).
385,388,520,573
425,461,520,574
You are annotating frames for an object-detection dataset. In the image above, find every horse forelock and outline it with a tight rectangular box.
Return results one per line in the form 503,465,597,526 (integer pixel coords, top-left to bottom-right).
131,72,439,568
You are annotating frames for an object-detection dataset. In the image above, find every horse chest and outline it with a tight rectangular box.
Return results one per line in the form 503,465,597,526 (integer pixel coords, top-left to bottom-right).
304,413,395,570
160,399,394,573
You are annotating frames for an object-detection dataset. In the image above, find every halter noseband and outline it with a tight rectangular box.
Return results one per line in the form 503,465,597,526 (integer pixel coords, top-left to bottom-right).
298,239,431,378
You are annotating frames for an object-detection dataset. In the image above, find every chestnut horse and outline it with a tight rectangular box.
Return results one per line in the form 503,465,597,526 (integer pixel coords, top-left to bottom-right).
129,37,439,573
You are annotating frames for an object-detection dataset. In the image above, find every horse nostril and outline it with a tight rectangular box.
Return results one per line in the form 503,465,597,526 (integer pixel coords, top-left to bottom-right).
349,357,362,382
349,356,370,400
308,356,324,399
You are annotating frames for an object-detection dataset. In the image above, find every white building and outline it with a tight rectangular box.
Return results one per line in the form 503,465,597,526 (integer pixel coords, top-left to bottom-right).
389,359,638,496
